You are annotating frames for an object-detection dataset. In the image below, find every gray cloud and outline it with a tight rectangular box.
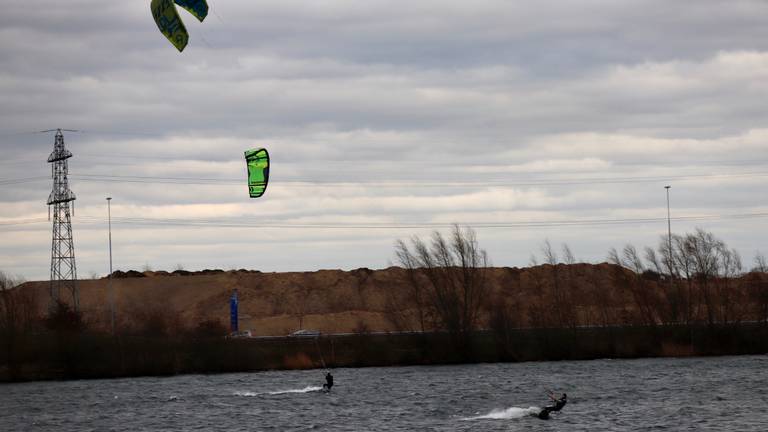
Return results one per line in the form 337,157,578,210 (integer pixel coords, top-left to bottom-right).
1,1,768,280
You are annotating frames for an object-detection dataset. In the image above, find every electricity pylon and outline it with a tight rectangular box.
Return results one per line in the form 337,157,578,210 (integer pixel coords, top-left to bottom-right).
47,129,78,310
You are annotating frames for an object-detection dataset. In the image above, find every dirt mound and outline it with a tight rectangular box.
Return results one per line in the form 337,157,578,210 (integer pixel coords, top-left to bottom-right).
16,264,766,336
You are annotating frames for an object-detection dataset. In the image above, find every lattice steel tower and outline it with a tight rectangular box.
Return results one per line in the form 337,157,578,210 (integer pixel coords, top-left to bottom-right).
47,129,78,310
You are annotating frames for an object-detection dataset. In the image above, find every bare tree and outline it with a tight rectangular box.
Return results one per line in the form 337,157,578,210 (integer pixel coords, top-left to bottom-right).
539,239,575,326
646,243,679,323
607,229,751,326
754,251,768,273
562,244,576,265
658,234,677,277
607,245,659,325
671,234,696,323
660,228,747,325
684,229,722,325
392,240,432,332
560,243,582,325
714,244,743,324
395,225,489,353
644,247,663,275
541,239,558,265
622,245,645,274
607,247,621,267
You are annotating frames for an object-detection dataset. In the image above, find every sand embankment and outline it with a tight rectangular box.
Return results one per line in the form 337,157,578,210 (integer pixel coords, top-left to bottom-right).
17,264,767,336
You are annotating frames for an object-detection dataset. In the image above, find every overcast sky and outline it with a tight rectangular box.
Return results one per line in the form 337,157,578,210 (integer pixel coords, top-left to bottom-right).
1,1,767,281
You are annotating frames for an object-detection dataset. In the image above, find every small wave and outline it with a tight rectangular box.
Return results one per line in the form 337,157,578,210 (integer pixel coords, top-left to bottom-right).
268,386,323,395
233,386,324,397
461,406,540,421
233,391,259,397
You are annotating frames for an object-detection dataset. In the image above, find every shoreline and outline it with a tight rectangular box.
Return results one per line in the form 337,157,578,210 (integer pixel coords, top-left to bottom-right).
2,323,766,383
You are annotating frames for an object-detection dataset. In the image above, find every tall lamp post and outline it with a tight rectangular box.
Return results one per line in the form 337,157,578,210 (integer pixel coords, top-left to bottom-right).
107,197,114,335
664,186,672,260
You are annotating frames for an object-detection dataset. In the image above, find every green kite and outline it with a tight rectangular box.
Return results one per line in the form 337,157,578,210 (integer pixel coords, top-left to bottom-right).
245,148,270,198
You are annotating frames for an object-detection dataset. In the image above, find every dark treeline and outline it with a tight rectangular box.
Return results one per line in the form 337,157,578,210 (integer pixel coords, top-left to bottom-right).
2,321,768,382
0,294,233,381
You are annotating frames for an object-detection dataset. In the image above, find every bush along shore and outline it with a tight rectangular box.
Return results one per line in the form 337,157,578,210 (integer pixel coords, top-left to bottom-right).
2,322,767,383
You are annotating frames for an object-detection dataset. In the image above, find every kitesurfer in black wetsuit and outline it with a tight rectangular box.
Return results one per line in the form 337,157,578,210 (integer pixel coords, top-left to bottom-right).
537,393,567,419
323,371,334,391
551,393,567,411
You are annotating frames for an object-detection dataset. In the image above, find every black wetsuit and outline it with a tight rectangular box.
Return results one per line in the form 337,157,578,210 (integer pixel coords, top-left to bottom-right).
324,373,334,390
538,395,567,419
552,395,567,411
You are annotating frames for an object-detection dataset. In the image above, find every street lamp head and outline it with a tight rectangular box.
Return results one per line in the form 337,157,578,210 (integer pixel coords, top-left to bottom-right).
106,197,112,201
664,185,671,190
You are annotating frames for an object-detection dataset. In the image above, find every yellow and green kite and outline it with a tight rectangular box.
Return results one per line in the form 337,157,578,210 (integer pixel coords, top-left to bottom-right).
151,0,209,52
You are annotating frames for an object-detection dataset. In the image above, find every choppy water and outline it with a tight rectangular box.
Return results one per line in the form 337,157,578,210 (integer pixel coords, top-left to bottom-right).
2,355,767,431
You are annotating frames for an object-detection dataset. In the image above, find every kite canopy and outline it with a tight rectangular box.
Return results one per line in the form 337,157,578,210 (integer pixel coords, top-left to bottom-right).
151,0,209,52
173,0,209,21
245,148,270,198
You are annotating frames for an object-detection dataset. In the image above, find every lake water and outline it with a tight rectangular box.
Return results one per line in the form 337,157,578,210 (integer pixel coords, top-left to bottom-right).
2,355,767,431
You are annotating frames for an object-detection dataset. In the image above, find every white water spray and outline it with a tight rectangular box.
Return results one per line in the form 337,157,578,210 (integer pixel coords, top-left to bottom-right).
268,386,323,395
461,406,540,421
233,386,323,397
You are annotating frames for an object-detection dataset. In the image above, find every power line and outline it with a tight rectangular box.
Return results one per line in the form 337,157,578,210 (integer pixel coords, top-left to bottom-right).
3,212,767,229
0,176,49,186
0,217,48,226
88,212,768,229
2,170,767,188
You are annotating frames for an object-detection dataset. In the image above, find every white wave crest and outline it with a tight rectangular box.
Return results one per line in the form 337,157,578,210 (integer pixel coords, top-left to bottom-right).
268,386,323,395
233,391,259,397
234,386,324,397
461,406,540,421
